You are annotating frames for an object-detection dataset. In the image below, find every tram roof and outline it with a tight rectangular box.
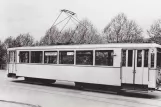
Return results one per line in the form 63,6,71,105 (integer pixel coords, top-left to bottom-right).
8,43,161,51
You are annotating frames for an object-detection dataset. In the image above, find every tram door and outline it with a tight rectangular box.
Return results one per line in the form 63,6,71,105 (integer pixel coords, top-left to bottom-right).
8,51,16,74
122,49,148,85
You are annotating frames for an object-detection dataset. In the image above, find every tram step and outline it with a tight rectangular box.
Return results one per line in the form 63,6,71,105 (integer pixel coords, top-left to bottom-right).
121,89,148,93
121,84,148,91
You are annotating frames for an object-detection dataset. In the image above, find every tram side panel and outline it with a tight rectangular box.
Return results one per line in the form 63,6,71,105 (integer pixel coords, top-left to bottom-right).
148,48,159,89
7,51,17,77
16,64,121,86
15,48,122,86
148,69,157,88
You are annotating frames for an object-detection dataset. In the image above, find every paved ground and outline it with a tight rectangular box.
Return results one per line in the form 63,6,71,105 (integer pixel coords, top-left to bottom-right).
0,70,161,107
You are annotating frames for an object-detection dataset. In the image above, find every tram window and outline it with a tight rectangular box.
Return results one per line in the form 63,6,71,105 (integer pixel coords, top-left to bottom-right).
151,53,155,68
9,51,12,63
157,51,161,68
9,51,15,63
128,50,133,67
31,51,43,63
95,50,113,66
44,51,57,64
144,50,149,67
7,53,9,63
157,48,161,52
122,50,126,66
76,51,93,65
59,51,74,64
19,51,29,63
137,50,142,67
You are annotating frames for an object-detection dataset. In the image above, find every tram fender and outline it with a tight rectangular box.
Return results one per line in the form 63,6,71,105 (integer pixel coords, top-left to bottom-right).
7,73,17,78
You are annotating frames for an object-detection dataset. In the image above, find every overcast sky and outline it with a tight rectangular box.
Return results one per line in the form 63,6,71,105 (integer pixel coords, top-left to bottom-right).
1,0,161,41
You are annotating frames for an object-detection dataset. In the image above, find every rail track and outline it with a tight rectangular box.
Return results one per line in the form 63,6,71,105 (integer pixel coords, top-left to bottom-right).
2,80,161,107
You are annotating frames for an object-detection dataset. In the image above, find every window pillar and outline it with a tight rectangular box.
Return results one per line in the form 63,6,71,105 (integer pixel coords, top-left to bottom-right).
57,51,59,64
29,51,31,63
42,51,44,64
93,50,95,66
74,50,76,65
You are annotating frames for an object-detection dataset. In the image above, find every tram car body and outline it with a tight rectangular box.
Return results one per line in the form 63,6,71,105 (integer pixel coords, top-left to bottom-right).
7,43,161,91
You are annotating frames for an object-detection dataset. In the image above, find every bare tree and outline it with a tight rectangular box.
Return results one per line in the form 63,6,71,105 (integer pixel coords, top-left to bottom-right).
4,36,16,48
34,40,40,46
147,19,161,44
103,13,143,43
1,34,34,68
2,36,16,67
72,19,102,44
3,33,35,48
39,27,60,45
0,41,6,66
14,33,35,47
0,40,9,68
58,29,74,44
40,19,102,45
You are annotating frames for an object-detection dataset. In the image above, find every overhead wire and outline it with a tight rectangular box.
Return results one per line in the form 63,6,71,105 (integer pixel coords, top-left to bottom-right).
48,9,88,44
60,16,72,33
70,15,88,44
64,13,79,43
51,10,76,44
51,11,63,28
48,11,63,44
71,16,87,30
52,16,71,28
64,12,89,44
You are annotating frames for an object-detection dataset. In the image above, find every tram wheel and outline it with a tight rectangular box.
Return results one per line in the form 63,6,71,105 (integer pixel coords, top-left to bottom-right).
116,89,124,95
24,77,33,81
24,77,56,84
40,79,56,84
75,82,83,89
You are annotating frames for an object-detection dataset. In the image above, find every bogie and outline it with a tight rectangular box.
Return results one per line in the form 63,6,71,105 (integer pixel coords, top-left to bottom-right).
25,77,56,84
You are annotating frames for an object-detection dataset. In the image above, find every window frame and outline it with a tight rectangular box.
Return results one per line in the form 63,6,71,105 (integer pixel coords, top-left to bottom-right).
95,50,114,66
30,51,43,63
122,50,126,67
9,51,16,63
127,50,133,67
137,50,143,67
144,49,149,67
76,50,93,65
59,50,74,65
157,48,161,68
19,51,29,63
44,51,58,64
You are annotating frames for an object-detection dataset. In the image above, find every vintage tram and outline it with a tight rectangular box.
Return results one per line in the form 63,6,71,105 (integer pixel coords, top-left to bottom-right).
7,43,161,92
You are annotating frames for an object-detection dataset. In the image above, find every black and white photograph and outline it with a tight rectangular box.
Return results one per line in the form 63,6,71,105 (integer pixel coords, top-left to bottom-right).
0,0,161,107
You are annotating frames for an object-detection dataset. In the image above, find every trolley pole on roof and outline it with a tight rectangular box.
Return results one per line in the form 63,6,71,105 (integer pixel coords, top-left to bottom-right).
61,9,75,15
48,9,76,45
